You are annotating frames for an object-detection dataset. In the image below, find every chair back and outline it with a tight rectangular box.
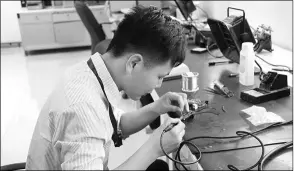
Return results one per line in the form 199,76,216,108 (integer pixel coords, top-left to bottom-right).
74,1,106,54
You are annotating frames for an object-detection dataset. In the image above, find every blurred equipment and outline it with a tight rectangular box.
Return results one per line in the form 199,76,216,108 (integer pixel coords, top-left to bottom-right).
26,0,44,10
253,24,274,53
240,71,290,104
20,0,27,8
174,0,216,49
207,7,256,63
174,0,196,20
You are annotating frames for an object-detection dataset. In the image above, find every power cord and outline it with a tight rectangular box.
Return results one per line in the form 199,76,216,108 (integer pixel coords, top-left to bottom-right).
258,141,293,171
254,60,265,81
255,53,292,73
206,43,224,58
160,120,292,171
162,131,265,171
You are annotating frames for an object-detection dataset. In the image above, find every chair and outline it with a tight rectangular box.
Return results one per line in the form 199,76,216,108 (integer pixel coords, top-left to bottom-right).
1,162,26,170
74,1,111,54
75,1,129,99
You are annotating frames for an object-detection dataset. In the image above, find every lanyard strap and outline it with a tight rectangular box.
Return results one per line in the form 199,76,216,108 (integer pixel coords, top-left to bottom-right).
87,58,122,147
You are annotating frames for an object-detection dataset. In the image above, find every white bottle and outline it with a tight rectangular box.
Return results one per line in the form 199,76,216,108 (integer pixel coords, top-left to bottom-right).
239,42,255,86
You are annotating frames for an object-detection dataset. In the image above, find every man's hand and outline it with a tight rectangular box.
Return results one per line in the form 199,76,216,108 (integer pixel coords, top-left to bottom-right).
152,92,189,117
146,118,186,157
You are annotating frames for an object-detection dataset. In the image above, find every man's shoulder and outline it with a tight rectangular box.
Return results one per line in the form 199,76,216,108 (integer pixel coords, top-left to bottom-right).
60,61,105,105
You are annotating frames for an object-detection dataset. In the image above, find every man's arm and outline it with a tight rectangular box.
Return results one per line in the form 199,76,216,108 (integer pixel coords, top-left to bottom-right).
57,103,161,170
120,92,189,137
119,102,159,137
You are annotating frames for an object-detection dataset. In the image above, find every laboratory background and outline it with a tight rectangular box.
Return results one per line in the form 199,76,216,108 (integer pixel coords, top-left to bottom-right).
1,0,293,170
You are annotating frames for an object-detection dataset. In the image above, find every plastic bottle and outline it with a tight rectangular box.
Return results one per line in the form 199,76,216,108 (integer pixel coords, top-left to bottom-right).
239,42,255,86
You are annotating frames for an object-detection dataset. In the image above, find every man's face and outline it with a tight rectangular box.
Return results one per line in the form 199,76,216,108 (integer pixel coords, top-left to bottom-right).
123,55,172,100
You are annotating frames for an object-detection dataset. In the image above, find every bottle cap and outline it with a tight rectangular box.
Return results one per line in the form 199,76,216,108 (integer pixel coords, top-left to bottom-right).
241,42,253,51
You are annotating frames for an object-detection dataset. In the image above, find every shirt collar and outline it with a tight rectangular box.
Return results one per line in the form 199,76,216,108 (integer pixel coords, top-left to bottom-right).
90,53,121,107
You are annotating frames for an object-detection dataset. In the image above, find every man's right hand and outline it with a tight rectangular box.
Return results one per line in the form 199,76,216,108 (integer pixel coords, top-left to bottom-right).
146,118,185,157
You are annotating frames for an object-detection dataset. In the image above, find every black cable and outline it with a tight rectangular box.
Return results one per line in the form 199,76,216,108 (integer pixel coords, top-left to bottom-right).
255,60,265,80
162,131,265,171
258,141,293,171
161,120,292,171
206,43,224,58
174,142,190,171
160,131,202,165
201,141,287,154
187,120,292,146
255,53,291,71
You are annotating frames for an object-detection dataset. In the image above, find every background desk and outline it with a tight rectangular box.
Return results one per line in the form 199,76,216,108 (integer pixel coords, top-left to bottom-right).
156,44,293,170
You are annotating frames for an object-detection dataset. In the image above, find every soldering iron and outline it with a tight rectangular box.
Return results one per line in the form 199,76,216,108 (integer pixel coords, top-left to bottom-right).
161,106,293,171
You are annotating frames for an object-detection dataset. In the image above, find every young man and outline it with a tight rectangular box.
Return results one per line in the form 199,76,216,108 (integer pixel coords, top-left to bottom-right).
26,6,188,170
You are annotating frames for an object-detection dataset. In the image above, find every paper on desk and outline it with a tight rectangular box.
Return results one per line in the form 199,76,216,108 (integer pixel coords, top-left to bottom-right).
240,105,285,127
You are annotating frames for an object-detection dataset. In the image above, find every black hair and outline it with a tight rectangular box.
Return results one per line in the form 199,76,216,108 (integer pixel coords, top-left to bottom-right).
106,5,187,67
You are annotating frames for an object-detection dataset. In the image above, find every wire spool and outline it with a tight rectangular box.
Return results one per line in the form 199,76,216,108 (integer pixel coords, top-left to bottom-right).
182,72,199,99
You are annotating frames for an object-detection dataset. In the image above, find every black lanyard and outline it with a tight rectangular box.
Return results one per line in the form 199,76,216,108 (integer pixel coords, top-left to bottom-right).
87,58,122,147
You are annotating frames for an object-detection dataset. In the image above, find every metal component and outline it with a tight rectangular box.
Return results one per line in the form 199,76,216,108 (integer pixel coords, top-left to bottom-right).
180,99,220,121
213,80,234,98
203,87,227,97
182,72,199,92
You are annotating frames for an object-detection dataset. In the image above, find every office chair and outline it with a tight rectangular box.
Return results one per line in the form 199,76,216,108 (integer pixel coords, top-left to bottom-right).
75,1,129,99
74,1,112,55
1,162,26,170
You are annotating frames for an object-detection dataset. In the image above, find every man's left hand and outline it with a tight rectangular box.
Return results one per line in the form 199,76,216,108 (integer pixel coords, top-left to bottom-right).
152,92,189,116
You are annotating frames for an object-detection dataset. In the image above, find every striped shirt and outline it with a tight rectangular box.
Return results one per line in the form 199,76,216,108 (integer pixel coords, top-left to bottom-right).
26,53,124,170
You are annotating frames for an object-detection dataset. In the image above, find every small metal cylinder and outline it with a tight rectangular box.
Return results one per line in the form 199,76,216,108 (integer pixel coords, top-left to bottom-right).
181,72,199,92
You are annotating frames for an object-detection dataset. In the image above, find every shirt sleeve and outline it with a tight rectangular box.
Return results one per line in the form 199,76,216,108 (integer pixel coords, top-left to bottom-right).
52,102,109,170
113,107,129,139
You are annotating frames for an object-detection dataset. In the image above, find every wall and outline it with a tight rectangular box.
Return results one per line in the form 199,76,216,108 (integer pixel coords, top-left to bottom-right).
1,1,22,43
199,1,292,51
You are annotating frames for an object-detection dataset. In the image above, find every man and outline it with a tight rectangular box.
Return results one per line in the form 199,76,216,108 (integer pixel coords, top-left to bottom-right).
26,5,188,170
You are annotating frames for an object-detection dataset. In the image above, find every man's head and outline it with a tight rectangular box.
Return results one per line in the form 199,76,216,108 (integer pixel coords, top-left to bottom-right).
106,5,187,100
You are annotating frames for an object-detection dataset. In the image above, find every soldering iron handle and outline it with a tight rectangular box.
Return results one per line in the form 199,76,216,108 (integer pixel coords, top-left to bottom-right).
164,122,179,132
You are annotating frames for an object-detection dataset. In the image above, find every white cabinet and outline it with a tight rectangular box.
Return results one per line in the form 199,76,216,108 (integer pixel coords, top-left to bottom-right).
20,23,55,49
53,21,90,45
17,5,110,55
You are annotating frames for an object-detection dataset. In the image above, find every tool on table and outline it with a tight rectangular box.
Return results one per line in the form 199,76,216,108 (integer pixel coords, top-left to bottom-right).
240,71,291,104
204,87,228,97
204,80,234,98
208,60,234,66
229,71,261,77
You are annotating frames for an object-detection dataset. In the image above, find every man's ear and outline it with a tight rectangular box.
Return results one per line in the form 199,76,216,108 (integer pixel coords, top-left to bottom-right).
125,54,144,74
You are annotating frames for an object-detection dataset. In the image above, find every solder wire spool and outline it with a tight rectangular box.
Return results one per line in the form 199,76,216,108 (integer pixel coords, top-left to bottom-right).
182,72,199,93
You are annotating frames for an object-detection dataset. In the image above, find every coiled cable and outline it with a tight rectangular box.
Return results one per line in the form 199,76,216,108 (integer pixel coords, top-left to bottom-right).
160,120,292,171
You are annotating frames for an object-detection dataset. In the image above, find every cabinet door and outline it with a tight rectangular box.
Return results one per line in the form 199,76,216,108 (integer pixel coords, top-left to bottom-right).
53,21,90,45
20,23,55,50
